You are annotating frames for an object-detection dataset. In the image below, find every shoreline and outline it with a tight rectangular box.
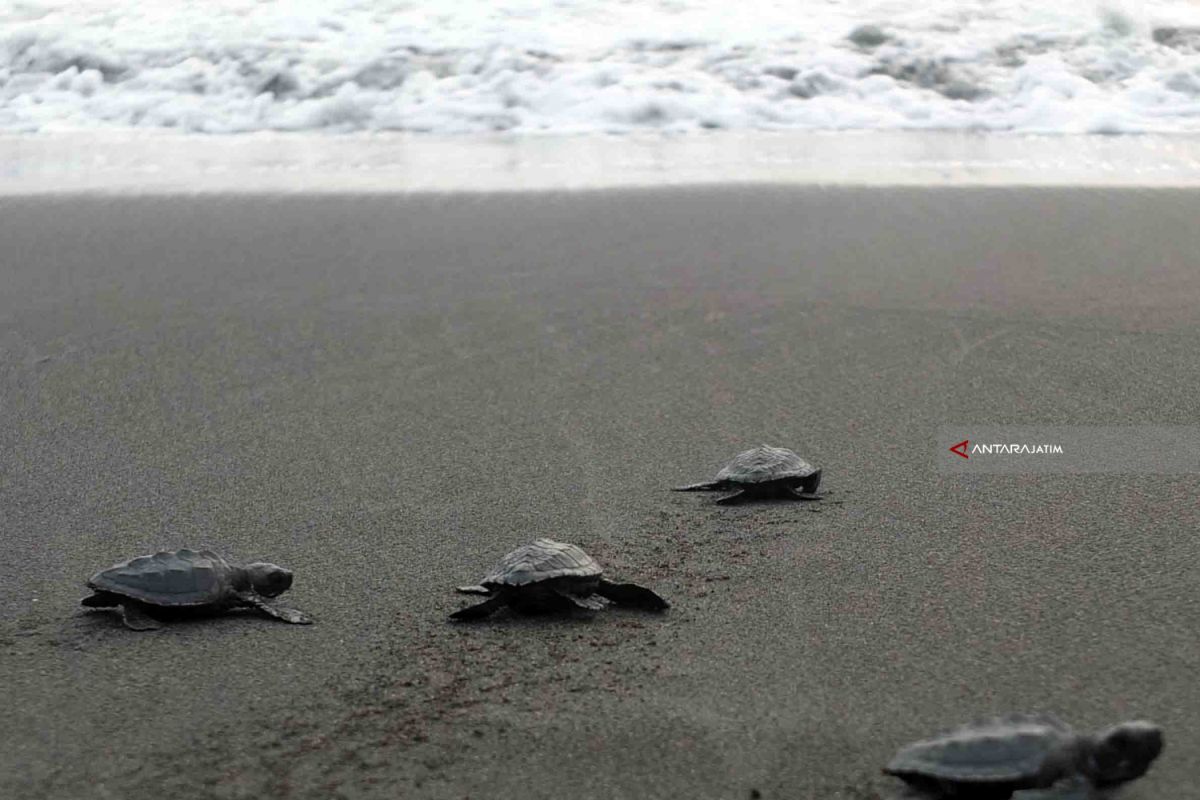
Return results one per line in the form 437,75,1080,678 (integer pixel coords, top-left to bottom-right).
4,131,1200,194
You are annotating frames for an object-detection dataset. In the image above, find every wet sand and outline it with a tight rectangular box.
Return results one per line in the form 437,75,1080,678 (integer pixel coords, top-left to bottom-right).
2,186,1199,799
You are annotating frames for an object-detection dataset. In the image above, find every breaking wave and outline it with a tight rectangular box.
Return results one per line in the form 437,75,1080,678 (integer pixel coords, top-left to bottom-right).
4,0,1200,134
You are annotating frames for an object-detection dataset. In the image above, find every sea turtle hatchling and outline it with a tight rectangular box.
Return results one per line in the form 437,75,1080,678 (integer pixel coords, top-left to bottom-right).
884,714,1163,799
451,538,669,621
673,444,822,505
81,548,312,630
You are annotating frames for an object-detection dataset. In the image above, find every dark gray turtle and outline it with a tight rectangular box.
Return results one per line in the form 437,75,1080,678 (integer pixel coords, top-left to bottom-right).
451,538,669,621
884,714,1163,799
81,548,312,630
674,444,822,505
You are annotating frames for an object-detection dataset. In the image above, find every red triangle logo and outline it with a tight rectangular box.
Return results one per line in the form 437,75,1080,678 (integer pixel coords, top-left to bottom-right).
950,439,969,459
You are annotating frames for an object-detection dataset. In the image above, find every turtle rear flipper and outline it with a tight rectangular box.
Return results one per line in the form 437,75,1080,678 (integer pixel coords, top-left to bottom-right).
451,591,509,621
596,580,670,611
788,487,823,501
456,585,492,596
673,480,727,492
715,490,750,505
241,594,313,625
121,602,164,631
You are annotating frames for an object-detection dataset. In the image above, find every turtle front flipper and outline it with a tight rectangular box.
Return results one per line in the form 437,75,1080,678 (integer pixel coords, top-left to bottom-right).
788,487,823,501
456,585,492,596
450,591,509,621
121,602,164,631
673,480,727,492
241,594,313,625
715,490,750,505
595,580,670,611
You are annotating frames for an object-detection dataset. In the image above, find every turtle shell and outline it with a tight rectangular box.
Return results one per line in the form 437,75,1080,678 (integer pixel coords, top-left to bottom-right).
87,549,235,607
717,445,818,485
480,539,602,588
885,714,1076,783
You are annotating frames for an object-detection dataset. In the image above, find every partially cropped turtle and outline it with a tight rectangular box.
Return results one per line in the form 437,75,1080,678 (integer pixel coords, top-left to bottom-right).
884,714,1163,799
674,444,822,505
451,538,669,621
81,548,312,630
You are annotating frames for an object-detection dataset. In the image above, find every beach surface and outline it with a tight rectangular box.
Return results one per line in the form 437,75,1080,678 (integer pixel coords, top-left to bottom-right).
2,172,1199,799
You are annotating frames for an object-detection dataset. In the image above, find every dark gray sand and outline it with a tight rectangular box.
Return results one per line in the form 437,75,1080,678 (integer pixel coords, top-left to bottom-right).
2,187,1198,799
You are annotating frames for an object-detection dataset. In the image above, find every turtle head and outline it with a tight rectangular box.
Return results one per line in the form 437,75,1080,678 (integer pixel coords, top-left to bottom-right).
244,562,294,598
1089,721,1163,786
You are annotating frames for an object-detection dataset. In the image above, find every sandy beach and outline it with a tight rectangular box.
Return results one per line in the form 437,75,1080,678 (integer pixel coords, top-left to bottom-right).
2,182,1199,799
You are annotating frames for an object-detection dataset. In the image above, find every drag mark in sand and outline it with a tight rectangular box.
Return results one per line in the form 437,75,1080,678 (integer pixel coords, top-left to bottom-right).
947,322,1011,370
121,610,676,799
282,619,668,796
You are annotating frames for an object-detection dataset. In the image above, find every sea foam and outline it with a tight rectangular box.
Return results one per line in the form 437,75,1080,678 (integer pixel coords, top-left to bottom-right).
4,0,1200,135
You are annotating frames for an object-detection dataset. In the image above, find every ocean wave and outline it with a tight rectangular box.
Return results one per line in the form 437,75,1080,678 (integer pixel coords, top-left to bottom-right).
4,0,1200,134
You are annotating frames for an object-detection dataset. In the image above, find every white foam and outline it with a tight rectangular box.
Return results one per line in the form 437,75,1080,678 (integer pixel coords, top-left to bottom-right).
7,131,1200,193
4,1,1200,135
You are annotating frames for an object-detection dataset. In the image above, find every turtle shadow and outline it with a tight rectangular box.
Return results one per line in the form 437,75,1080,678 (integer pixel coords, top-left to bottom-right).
681,488,848,511
717,498,832,510
75,605,298,632
447,607,643,627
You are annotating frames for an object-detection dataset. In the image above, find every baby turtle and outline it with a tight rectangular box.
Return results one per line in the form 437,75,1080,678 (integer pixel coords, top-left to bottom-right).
81,548,312,630
884,714,1163,799
674,444,822,505
451,538,669,621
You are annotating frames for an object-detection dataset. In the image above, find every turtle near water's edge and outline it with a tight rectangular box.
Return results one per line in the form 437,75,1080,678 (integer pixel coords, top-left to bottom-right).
81,548,313,630
674,444,822,505
450,539,669,621
884,714,1163,799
